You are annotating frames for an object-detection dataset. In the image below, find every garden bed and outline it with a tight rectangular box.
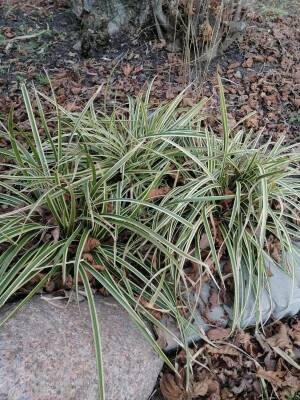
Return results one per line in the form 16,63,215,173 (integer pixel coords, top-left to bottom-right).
0,1,300,400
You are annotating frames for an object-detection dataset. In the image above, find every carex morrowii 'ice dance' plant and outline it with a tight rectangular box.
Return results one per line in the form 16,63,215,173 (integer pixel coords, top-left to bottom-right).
0,77,299,397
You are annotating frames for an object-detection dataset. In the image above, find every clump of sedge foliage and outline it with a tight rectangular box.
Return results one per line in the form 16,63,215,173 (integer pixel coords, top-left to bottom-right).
0,77,299,397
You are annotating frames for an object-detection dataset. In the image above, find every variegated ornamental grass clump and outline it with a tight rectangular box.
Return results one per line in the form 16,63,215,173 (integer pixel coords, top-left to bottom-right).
0,77,299,396
0,81,212,392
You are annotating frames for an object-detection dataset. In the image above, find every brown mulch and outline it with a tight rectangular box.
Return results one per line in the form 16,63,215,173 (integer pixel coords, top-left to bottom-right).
156,318,300,400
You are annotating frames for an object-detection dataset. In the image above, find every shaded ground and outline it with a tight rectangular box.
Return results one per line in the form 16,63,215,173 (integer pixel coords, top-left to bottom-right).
152,315,300,400
0,0,299,144
0,1,300,399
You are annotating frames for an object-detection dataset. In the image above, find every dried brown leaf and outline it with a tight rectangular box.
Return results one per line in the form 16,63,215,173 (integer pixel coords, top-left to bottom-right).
93,264,106,271
245,114,259,129
166,88,176,100
182,97,195,107
243,57,253,68
148,186,171,200
266,323,292,350
83,252,94,264
138,298,163,320
160,373,186,400
51,227,60,243
71,86,82,95
65,102,81,112
236,331,257,357
207,328,230,341
256,368,284,386
190,381,208,396
83,237,100,253
200,20,213,44
206,344,239,356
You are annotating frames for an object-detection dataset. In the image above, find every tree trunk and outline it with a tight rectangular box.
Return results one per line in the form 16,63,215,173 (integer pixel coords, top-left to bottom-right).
70,0,152,54
70,0,246,58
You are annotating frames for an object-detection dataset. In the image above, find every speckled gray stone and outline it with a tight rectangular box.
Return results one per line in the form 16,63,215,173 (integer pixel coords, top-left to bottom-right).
0,296,163,400
267,258,300,320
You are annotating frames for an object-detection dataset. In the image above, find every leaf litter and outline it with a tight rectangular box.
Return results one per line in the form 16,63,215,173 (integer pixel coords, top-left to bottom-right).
159,317,300,399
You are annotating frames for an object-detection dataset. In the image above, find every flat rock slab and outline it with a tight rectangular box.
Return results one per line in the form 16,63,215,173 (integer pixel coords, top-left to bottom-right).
0,296,163,400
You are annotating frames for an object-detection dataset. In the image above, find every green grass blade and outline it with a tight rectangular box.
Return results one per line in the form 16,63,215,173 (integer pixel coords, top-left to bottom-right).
79,264,105,400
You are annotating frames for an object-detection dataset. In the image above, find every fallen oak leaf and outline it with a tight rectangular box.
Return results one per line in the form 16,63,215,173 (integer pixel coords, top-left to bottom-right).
283,372,300,391
231,377,254,395
206,344,239,356
190,381,208,397
160,373,188,400
83,252,94,264
227,113,237,130
71,86,82,95
148,186,171,200
253,54,265,62
245,114,260,129
137,297,164,320
266,235,281,263
195,371,220,398
182,97,195,107
200,20,213,44
256,368,285,387
83,237,100,253
93,264,106,271
235,330,257,357
166,88,176,100
222,355,239,368
242,57,254,68
207,327,230,341
228,62,241,69
21,273,46,293
255,332,273,354
83,253,105,271
65,102,81,112
266,323,292,350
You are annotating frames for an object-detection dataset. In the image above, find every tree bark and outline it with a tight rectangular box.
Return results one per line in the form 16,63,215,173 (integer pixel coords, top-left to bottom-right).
70,0,246,57
70,0,152,54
